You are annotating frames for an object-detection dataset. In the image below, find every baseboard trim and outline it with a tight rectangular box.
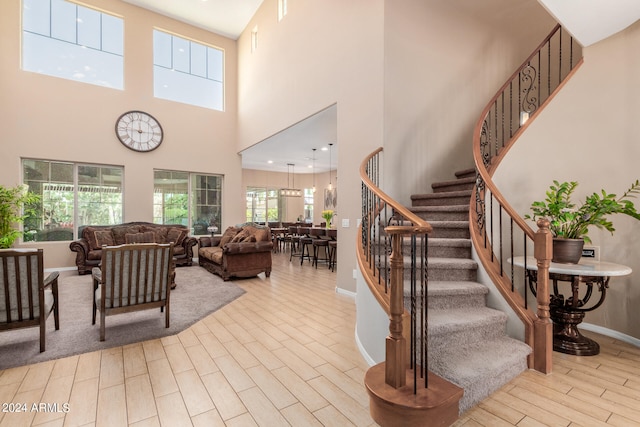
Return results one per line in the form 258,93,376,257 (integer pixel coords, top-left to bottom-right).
335,286,356,298
354,324,377,366
581,322,640,348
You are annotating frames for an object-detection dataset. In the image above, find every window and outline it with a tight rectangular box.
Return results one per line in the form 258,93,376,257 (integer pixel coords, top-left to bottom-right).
251,26,258,53
246,187,280,223
22,159,123,242
22,0,124,89
278,0,288,21
304,189,314,223
153,29,224,111
154,170,222,236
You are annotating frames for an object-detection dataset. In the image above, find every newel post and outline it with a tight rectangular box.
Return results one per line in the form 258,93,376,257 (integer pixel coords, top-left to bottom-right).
385,230,406,388
533,218,553,373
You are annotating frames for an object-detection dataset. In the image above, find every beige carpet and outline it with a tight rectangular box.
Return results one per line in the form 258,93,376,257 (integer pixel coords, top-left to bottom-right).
0,265,245,370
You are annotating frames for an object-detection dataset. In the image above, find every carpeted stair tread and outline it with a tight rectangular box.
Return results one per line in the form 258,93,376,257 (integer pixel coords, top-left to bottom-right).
432,176,476,192
427,238,471,248
427,307,507,336
455,168,476,179
428,257,477,269
429,336,531,412
411,190,472,201
410,205,469,213
403,280,486,296
427,280,487,296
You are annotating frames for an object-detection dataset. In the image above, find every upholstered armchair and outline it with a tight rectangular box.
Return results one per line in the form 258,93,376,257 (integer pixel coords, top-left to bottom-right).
92,243,173,341
0,248,60,352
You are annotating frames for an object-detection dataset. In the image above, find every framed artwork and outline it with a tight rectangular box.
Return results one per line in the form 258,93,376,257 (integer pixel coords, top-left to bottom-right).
324,188,337,210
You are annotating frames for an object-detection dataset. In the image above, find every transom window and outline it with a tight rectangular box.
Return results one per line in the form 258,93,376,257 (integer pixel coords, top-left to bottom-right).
22,0,124,89
22,159,123,242
153,29,224,111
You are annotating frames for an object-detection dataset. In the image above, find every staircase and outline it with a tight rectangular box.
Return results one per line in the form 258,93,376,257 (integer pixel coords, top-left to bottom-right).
407,168,531,413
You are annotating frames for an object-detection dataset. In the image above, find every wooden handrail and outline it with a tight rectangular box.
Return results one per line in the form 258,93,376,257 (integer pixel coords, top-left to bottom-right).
471,24,583,373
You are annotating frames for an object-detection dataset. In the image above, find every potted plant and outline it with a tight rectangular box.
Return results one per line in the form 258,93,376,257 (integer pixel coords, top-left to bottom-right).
525,180,640,263
322,209,334,228
0,184,40,249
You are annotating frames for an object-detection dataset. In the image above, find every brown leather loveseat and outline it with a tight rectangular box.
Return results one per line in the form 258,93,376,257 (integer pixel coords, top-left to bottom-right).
69,222,197,275
198,223,273,281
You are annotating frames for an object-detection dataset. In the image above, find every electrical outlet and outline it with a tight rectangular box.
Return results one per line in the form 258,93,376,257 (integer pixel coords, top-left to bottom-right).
582,245,599,261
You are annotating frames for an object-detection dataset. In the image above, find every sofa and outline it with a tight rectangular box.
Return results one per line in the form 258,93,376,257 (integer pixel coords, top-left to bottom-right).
198,223,273,281
69,222,197,275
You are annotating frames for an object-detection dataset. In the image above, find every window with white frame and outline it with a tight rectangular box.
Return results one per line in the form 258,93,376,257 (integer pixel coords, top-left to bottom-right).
278,0,288,21
154,170,223,236
153,29,224,111
246,187,280,223
304,188,314,223
22,0,124,89
22,159,123,242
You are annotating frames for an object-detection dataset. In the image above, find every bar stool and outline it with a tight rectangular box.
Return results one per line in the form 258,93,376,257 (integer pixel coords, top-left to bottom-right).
326,229,337,271
290,227,312,264
310,228,329,268
328,240,337,271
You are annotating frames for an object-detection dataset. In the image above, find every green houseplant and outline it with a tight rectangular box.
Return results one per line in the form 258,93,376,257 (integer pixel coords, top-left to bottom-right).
0,184,40,249
525,180,640,263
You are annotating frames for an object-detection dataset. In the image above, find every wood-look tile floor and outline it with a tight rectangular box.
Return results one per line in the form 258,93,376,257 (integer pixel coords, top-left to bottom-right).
1,252,639,426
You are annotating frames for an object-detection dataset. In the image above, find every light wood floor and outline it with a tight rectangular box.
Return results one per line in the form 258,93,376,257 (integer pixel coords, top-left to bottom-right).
1,252,639,426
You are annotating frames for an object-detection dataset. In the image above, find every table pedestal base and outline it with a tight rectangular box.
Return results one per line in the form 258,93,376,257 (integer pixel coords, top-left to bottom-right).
551,307,599,356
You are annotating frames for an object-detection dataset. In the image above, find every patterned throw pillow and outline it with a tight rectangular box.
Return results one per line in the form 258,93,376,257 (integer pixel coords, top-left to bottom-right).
230,228,251,243
167,227,187,246
125,231,156,244
93,230,115,249
219,226,241,247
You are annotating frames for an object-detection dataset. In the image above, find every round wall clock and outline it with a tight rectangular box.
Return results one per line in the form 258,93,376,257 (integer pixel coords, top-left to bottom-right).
115,110,163,152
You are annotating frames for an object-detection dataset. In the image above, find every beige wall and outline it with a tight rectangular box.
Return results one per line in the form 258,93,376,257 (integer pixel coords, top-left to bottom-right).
237,0,385,292
496,20,640,339
242,169,331,225
383,0,557,203
0,0,243,269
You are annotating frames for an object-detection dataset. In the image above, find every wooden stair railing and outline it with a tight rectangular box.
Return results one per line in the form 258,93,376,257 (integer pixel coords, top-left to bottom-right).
471,24,583,373
359,148,463,427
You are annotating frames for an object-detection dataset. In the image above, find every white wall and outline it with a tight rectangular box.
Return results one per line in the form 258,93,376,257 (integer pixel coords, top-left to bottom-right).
0,0,243,269
495,20,640,339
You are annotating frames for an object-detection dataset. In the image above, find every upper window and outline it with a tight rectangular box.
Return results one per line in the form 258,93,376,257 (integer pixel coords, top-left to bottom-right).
278,0,288,21
22,159,123,242
22,0,124,89
153,30,224,111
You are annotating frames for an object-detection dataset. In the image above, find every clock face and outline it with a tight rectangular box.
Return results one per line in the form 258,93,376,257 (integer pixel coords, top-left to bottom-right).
115,111,163,152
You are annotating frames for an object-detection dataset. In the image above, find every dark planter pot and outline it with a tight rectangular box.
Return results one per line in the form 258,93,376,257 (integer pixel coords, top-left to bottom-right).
552,238,584,264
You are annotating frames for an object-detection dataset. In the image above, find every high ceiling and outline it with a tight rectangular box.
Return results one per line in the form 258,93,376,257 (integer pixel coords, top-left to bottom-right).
121,0,264,40
122,0,640,173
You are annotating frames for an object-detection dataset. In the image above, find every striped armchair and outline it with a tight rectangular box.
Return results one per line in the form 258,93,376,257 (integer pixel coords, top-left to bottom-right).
92,243,174,341
0,249,60,352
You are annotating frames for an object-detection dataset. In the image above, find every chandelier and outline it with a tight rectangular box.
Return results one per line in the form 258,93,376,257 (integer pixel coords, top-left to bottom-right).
280,163,302,197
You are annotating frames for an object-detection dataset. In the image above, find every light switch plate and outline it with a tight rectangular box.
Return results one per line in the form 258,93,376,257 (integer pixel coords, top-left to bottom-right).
342,218,349,228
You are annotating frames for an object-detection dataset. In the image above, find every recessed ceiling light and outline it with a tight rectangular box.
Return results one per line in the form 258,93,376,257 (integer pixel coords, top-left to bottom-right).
267,160,273,164
321,147,328,151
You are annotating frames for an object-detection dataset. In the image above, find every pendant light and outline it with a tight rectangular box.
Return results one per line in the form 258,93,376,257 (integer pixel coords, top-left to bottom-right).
312,148,317,193
280,163,302,197
328,143,333,191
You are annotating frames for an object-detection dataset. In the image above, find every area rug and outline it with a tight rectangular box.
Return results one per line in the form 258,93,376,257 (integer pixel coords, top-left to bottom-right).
0,265,245,370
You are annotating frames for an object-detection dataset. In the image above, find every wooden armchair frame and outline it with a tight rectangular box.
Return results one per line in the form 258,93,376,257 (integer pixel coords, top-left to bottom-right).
0,249,60,352
92,243,173,341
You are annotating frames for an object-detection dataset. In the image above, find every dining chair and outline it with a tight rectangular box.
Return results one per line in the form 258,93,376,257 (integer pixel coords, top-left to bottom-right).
0,248,60,352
